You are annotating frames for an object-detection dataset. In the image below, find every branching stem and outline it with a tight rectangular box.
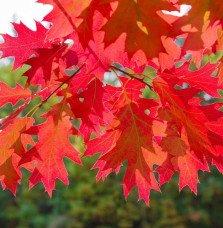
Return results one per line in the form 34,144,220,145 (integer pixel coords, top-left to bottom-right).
43,63,85,103
25,63,85,118
110,65,153,90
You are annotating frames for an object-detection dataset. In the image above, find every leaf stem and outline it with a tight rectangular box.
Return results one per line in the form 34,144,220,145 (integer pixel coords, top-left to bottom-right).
44,63,85,103
110,65,153,89
25,63,85,118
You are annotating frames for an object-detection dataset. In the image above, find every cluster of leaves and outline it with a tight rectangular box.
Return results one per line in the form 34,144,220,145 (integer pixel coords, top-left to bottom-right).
0,0,223,205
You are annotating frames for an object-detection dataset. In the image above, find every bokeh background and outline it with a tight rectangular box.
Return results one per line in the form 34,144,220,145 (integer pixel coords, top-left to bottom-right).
1,1,223,227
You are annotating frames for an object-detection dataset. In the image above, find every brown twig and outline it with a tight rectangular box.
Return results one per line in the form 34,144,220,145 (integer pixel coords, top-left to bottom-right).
43,63,85,103
110,65,153,89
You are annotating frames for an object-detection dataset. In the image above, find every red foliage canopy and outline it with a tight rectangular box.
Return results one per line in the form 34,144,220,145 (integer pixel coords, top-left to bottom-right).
0,0,223,204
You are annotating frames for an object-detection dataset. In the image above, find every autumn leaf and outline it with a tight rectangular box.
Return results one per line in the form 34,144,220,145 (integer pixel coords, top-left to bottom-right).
24,43,77,88
39,0,90,40
20,103,82,196
0,117,33,194
153,76,221,191
171,0,223,63
69,78,113,140
0,23,48,68
0,0,223,204
85,79,164,204
162,62,222,97
0,82,32,108
80,0,177,58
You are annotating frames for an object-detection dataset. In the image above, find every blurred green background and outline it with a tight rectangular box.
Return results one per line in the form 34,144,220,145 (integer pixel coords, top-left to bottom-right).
1,159,223,228
1,64,223,228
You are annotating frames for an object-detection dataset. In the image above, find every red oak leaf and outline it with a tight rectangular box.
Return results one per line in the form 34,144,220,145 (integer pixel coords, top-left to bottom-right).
173,151,209,193
153,76,223,191
0,23,48,68
0,82,32,108
77,0,112,48
85,79,165,204
24,43,77,88
20,103,82,196
39,0,90,41
163,62,222,97
41,0,180,63
69,78,113,140
171,0,223,64
175,0,223,35
74,0,179,57
78,0,178,58
0,117,33,194
68,11,154,81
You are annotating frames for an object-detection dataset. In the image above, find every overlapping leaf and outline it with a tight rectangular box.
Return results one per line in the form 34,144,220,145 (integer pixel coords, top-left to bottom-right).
0,82,32,108
0,117,34,193
0,23,48,68
0,0,223,205
20,102,82,196
85,79,165,204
